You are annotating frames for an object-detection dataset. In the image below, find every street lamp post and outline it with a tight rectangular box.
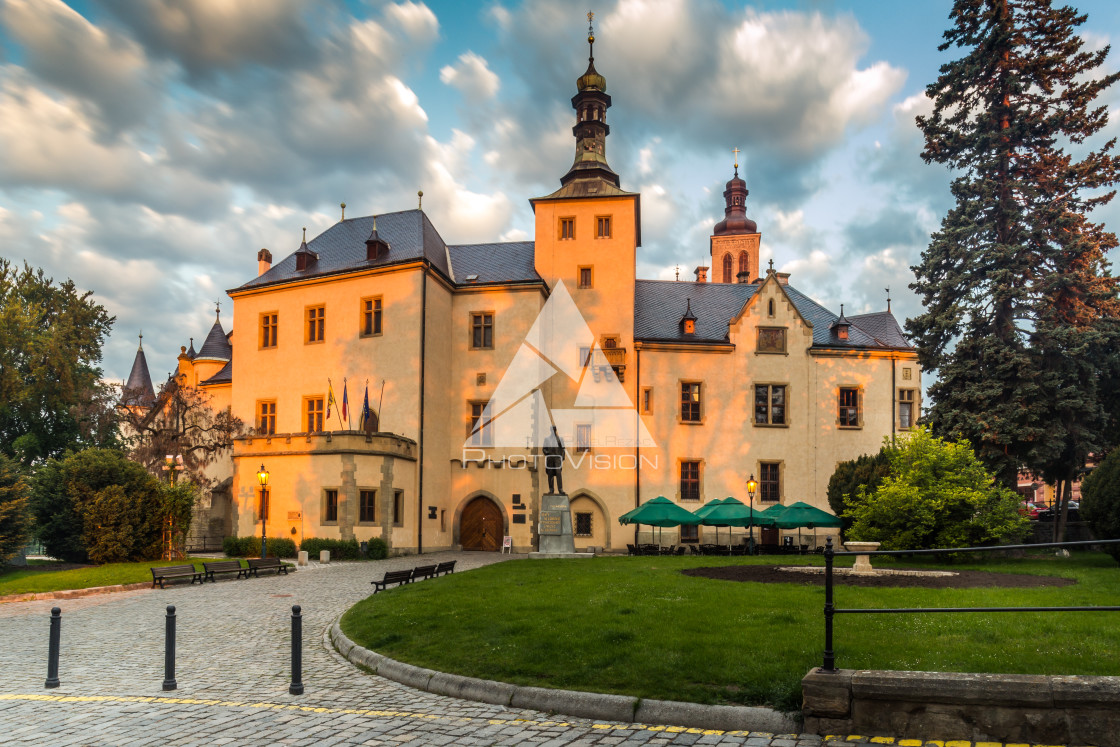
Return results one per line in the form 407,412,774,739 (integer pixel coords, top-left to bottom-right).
162,455,184,560
258,464,269,559
746,474,758,555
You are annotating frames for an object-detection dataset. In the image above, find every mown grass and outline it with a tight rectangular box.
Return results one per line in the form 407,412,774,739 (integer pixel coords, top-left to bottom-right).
340,552,1120,712
0,558,211,595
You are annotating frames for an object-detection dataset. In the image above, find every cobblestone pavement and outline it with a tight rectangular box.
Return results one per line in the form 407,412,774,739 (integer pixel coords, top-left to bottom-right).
0,554,1039,746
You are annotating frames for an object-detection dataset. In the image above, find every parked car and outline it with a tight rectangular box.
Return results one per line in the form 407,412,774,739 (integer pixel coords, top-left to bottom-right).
1019,501,1046,519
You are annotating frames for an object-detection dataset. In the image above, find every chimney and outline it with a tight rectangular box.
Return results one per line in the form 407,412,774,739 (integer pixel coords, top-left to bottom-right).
694,266,709,283
257,248,272,276
776,272,791,285
736,270,749,284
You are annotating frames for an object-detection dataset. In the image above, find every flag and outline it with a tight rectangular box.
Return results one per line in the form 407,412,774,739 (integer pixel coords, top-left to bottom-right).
327,380,337,419
361,384,371,430
342,380,349,421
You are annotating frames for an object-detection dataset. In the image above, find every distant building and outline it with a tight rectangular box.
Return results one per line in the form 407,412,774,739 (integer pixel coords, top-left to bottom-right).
129,32,921,554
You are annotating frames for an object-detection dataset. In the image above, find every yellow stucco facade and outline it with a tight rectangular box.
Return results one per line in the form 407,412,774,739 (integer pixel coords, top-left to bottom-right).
153,50,920,556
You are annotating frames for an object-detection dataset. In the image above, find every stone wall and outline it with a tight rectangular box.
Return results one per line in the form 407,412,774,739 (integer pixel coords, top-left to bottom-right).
802,668,1120,747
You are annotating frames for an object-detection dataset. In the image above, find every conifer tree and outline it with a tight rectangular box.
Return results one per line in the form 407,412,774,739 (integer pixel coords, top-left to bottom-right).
909,0,1120,498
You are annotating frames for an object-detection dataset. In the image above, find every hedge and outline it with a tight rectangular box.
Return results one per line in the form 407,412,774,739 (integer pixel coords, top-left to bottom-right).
299,536,388,560
223,535,296,558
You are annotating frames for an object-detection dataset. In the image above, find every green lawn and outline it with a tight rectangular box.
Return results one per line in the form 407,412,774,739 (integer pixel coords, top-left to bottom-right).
340,553,1120,712
0,558,212,595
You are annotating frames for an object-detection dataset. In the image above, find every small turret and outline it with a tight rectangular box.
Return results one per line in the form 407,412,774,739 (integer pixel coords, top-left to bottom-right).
122,333,156,408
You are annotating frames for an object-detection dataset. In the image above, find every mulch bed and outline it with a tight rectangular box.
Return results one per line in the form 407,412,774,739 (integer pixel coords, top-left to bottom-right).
682,565,1077,589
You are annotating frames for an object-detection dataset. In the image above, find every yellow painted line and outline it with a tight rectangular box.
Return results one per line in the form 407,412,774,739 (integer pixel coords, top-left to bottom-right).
899,741,923,746
945,741,972,747
871,738,896,744
976,743,1003,747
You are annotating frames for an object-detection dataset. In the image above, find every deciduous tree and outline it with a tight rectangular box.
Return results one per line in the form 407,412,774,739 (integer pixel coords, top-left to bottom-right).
0,453,31,565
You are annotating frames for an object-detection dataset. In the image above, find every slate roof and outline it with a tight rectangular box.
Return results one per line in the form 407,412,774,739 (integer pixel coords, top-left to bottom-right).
447,242,541,284
235,210,452,291
633,278,911,350
197,318,232,360
201,359,232,386
122,344,156,407
848,311,912,349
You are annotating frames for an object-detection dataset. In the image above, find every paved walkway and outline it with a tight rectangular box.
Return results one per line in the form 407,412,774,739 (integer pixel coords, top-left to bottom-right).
0,554,1022,746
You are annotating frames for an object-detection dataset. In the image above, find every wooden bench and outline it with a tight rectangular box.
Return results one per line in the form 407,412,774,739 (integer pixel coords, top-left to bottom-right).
203,559,248,582
151,564,203,589
247,557,289,577
412,564,438,581
435,560,456,576
371,569,413,593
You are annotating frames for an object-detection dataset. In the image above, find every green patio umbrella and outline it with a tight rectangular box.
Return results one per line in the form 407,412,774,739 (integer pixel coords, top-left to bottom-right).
772,501,843,551
619,496,702,548
697,497,776,549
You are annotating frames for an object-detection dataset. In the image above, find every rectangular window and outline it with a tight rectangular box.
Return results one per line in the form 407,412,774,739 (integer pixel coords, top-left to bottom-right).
575,512,592,537
754,384,786,425
760,463,780,502
757,327,787,354
393,489,404,526
470,312,493,349
305,396,324,433
575,424,592,453
260,313,278,349
680,461,700,501
899,389,916,430
838,387,860,427
578,266,593,289
680,382,701,422
257,400,276,435
324,489,338,523
596,216,611,238
362,297,382,336
680,524,699,543
359,489,376,523
306,305,325,343
641,387,652,414
559,217,575,240
579,346,591,369
468,402,492,447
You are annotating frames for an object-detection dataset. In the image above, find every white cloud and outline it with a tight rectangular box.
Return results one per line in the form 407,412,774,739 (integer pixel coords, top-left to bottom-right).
383,2,440,45
440,52,501,99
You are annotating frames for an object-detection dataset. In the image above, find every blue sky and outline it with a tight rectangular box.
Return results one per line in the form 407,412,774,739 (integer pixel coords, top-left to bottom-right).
2,0,1119,384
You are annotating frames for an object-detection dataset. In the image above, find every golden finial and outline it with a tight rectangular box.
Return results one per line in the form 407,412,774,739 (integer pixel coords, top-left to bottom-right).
418,189,424,210
302,226,306,242
340,202,346,221
675,264,680,281
587,11,595,58
138,331,143,350
733,147,740,177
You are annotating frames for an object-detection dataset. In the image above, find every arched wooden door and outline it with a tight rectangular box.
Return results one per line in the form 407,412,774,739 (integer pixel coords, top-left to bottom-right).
461,497,503,551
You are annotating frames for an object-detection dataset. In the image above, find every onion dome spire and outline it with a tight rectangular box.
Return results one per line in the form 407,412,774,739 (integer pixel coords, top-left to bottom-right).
559,11,620,188
714,148,757,236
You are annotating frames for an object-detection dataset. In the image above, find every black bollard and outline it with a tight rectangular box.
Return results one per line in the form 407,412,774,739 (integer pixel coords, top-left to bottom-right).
45,607,61,689
823,537,836,672
162,605,177,691
289,605,304,695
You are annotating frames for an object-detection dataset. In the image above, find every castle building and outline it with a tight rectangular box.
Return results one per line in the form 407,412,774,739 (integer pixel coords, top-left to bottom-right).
129,31,920,554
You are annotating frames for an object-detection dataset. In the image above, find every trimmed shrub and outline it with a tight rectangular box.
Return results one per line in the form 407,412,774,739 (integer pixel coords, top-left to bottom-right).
366,536,388,560
223,535,295,558
300,537,361,560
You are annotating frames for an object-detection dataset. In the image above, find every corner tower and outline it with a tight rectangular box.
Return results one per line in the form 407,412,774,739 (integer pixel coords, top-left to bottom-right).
710,152,760,283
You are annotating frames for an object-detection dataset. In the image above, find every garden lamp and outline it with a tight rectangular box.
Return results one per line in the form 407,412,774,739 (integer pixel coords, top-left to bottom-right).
746,474,758,555
257,464,269,558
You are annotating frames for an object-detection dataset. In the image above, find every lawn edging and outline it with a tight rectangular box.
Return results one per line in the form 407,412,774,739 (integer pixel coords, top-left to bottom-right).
330,619,799,733
0,582,151,604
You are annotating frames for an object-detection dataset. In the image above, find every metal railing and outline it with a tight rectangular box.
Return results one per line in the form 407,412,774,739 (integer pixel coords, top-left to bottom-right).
820,537,1120,672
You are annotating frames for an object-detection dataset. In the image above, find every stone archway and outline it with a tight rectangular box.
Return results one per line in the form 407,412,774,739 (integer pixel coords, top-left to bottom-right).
458,495,505,552
569,490,611,550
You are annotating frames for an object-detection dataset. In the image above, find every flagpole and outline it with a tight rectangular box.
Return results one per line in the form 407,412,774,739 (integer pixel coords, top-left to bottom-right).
344,377,351,431
377,379,386,432
328,377,344,432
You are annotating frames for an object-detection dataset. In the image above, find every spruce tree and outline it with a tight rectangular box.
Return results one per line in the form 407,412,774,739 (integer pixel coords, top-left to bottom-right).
909,0,1120,493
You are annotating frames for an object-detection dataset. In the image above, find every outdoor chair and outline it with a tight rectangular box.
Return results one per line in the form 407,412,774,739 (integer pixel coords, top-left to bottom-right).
675,546,686,555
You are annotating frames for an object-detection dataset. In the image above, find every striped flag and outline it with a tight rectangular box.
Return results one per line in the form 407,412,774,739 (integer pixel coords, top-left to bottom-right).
327,380,337,419
342,379,349,421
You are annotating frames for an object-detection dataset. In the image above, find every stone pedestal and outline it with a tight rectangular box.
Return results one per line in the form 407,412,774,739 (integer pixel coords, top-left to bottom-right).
298,550,309,566
320,550,331,564
536,493,576,554
844,541,881,575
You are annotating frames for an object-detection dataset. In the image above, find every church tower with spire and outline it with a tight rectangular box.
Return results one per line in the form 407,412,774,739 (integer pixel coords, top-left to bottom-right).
710,153,761,283
531,14,640,393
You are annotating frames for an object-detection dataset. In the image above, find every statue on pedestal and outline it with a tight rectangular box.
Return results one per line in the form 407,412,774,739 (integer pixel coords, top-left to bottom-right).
543,426,565,494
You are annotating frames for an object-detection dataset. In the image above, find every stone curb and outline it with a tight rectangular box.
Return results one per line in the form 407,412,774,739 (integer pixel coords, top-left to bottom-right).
0,582,151,604
330,620,799,733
